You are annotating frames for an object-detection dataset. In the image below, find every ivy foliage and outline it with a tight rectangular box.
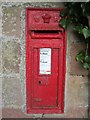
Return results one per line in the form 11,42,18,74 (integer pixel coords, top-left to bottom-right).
60,2,90,70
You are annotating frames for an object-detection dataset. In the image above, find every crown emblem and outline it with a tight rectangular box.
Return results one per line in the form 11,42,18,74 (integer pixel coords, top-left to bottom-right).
42,13,51,23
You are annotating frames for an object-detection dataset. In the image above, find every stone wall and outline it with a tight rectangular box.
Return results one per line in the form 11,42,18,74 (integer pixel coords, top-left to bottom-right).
0,2,89,118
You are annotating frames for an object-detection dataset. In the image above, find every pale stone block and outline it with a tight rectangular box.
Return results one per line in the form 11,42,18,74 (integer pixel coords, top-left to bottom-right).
2,77,23,108
2,41,21,74
2,7,21,38
66,76,88,118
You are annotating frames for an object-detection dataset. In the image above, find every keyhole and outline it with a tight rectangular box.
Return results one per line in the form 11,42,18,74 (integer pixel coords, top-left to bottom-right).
38,80,41,84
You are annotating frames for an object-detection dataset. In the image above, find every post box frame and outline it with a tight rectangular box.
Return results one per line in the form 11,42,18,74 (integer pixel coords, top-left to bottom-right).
26,8,66,114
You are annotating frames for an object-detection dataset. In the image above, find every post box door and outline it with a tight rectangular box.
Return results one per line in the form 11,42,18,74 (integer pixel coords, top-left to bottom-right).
26,37,64,113
32,48,59,108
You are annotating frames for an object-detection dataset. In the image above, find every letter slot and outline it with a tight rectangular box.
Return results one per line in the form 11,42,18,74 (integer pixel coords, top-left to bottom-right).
30,30,63,39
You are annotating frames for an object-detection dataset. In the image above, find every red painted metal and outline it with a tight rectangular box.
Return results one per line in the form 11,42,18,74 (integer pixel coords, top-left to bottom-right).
26,8,66,114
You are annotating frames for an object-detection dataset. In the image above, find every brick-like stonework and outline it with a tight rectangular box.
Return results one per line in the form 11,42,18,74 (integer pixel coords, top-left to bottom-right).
0,2,89,119
0,41,2,74
2,77,23,108
2,7,21,38
66,76,88,118
2,41,21,74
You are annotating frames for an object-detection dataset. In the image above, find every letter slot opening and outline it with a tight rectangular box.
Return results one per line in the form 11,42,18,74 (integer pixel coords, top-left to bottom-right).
30,30,63,39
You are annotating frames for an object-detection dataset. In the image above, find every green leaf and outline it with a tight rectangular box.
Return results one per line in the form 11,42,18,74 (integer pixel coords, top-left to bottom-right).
82,27,88,39
60,18,71,29
74,25,83,34
60,10,67,17
74,26,90,39
85,56,90,63
60,19,67,29
82,62,90,70
75,50,85,62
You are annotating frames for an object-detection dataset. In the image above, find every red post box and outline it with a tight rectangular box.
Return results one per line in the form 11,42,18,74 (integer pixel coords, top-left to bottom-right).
26,8,66,114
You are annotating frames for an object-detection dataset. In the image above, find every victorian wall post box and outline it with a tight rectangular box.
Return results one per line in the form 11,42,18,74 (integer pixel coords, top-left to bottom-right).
26,8,66,114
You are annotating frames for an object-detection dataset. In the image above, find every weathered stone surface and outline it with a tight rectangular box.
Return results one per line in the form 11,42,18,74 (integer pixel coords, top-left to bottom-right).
2,7,21,38
2,41,21,74
0,77,2,110
65,76,88,118
43,114,66,118
67,25,80,44
70,43,88,75
0,6,2,38
66,107,88,118
2,77,23,108
2,108,27,118
2,108,43,118
0,109,2,120
0,41,2,74
88,73,90,117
